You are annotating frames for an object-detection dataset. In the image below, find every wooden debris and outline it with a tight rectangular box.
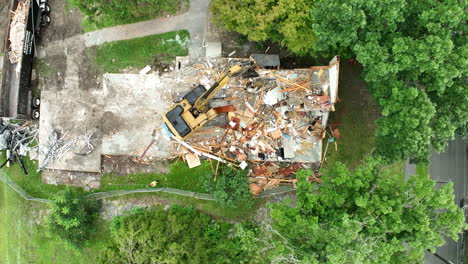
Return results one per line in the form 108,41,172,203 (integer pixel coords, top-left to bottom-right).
185,153,201,168
214,105,236,113
9,1,30,64
269,129,282,139
244,101,256,114
250,183,262,196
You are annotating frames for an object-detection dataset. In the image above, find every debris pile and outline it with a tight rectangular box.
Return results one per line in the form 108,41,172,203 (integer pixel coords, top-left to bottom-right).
8,0,30,66
39,129,99,171
168,57,340,194
0,120,38,175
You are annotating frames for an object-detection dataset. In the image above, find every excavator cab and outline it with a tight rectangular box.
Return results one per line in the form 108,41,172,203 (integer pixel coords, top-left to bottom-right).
165,105,191,138
163,64,244,140
183,85,206,105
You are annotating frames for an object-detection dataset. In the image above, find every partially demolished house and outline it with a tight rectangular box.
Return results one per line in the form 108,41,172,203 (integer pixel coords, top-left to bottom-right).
172,56,340,193
35,55,339,193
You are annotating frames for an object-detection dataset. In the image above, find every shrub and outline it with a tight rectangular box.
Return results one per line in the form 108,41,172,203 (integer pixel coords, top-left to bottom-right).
46,187,101,252
205,165,252,208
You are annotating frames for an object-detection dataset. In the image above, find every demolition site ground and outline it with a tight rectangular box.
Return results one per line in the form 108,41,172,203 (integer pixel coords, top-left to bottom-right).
0,1,378,226
0,0,381,203
0,0,385,262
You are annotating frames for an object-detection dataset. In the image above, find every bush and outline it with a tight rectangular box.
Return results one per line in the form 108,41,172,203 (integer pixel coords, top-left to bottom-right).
205,165,252,208
98,205,248,264
46,187,101,252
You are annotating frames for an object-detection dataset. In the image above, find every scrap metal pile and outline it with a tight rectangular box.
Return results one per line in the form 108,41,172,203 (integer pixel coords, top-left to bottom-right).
169,57,339,195
0,119,38,174
39,129,99,171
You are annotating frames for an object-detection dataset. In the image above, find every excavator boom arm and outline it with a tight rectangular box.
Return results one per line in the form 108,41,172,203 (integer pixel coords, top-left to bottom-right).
192,64,243,111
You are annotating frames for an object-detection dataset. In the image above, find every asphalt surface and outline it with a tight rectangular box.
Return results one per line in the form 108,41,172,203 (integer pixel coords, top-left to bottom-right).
424,136,468,264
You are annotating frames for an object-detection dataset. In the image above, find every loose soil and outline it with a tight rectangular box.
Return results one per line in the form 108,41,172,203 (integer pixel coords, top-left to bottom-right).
40,1,84,42
101,155,171,176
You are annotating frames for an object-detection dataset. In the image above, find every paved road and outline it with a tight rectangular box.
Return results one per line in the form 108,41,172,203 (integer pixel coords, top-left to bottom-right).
423,136,468,264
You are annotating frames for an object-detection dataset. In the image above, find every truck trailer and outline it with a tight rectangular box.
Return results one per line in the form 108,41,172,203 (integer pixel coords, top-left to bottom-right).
0,0,50,120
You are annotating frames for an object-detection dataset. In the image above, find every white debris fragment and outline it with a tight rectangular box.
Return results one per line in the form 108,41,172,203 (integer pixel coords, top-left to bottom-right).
239,161,248,170
263,87,283,106
139,65,152,75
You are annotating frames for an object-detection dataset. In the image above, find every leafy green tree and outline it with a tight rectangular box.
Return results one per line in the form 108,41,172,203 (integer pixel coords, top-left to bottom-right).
47,187,101,251
310,0,468,162
268,159,465,263
98,205,248,264
205,165,252,208
210,0,315,55
233,222,299,264
212,0,468,161
375,87,435,163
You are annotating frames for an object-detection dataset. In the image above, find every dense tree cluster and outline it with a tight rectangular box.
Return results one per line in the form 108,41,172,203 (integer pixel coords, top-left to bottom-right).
96,159,465,263
210,0,315,55
211,0,468,162
98,205,248,264
265,160,465,263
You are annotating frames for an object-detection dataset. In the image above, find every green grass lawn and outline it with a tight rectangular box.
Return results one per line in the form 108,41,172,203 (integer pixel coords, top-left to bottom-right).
72,0,189,32
0,180,111,264
416,164,429,177
99,160,213,193
320,64,408,180
90,30,190,73
382,160,406,184
1,155,214,199
322,63,380,170
0,154,83,199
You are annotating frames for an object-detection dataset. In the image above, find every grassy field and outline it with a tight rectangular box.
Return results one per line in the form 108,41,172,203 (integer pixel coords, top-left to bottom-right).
99,160,213,193
0,181,111,264
320,63,408,179
90,30,190,73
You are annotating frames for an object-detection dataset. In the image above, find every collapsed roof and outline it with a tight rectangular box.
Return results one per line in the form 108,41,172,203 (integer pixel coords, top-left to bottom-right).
172,56,340,167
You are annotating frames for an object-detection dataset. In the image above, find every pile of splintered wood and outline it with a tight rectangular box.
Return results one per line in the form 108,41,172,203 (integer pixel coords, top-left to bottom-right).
9,0,30,65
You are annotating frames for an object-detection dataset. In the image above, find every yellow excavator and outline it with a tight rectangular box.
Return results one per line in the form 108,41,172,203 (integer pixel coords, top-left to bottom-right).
163,64,244,140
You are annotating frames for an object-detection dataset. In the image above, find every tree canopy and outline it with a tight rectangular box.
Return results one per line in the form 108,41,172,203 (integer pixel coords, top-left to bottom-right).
98,205,248,264
47,187,101,251
210,0,315,55
211,0,468,162
266,159,465,263
310,0,467,162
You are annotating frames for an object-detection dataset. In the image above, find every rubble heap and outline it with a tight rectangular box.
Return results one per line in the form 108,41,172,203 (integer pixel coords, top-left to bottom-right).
8,0,30,65
0,119,38,174
170,57,340,194
39,129,99,171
